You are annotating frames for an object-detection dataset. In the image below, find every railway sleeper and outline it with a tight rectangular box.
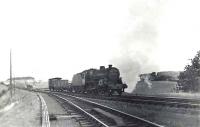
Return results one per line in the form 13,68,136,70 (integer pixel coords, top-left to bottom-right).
49,113,82,121
92,108,126,127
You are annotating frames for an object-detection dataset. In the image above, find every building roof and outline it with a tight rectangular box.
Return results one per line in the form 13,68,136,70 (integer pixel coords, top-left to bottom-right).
49,77,62,80
7,77,35,81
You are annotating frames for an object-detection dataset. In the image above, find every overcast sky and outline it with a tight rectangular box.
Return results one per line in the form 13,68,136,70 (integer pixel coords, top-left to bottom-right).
1,0,200,92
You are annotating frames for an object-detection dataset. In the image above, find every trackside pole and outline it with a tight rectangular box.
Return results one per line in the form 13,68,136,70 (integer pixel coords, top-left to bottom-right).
10,49,13,102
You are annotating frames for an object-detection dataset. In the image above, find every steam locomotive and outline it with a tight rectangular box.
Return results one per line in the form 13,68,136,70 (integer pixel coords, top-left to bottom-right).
49,65,127,96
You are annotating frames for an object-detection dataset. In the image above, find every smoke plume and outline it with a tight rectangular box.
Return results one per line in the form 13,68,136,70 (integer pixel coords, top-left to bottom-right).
110,0,165,92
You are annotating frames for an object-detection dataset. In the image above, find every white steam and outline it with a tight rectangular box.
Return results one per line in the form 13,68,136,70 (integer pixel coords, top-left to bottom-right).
110,0,166,92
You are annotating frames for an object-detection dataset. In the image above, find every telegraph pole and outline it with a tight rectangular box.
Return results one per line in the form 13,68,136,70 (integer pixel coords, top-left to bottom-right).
10,49,13,101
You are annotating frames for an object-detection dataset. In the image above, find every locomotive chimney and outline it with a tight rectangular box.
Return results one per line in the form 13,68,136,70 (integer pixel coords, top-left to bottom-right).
100,66,105,70
108,64,112,69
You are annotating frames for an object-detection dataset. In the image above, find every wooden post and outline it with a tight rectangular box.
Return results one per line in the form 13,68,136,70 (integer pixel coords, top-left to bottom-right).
10,49,13,101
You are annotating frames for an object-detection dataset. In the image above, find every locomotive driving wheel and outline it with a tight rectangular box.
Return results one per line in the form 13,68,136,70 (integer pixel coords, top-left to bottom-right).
108,89,114,96
96,89,107,96
117,90,122,96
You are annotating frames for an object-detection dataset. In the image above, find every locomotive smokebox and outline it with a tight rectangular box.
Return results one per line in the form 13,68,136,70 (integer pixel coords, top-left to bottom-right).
100,66,105,70
108,64,112,69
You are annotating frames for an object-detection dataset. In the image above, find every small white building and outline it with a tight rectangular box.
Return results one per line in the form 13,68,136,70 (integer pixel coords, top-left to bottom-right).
7,77,36,88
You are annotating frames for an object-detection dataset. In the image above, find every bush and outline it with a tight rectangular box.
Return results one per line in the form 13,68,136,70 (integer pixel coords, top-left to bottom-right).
178,50,200,92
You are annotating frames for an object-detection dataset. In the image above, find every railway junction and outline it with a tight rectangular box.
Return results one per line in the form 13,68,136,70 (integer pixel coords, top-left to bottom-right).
0,85,200,127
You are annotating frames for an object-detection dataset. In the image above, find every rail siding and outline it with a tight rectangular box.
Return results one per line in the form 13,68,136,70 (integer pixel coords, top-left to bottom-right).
37,94,50,127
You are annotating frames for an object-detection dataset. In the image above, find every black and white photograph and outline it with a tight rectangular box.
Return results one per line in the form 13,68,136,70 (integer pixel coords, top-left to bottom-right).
0,0,200,127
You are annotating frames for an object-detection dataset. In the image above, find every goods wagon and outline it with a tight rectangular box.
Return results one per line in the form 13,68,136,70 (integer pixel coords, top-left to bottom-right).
48,78,69,91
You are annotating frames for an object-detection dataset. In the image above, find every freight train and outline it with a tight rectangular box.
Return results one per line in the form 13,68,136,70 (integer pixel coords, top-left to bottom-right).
49,65,127,96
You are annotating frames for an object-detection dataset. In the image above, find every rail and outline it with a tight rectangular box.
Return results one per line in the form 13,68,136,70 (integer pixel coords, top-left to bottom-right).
53,94,110,127
53,93,164,127
37,94,50,127
56,92,200,109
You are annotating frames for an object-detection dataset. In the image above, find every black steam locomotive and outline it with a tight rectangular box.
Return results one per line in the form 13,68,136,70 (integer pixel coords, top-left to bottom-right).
71,65,127,95
48,65,127,96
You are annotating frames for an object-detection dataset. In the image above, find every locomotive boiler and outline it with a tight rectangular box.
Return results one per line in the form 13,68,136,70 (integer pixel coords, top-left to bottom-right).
71,65,127,95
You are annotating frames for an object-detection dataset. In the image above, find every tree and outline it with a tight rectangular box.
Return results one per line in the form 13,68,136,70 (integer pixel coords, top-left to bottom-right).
178,51,200,92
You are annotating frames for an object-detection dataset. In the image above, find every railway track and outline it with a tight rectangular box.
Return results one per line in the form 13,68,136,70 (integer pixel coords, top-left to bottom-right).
50,91,200,109
50,92,164,127
97,95,200,109
120,95,200,108
37,88,200,109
